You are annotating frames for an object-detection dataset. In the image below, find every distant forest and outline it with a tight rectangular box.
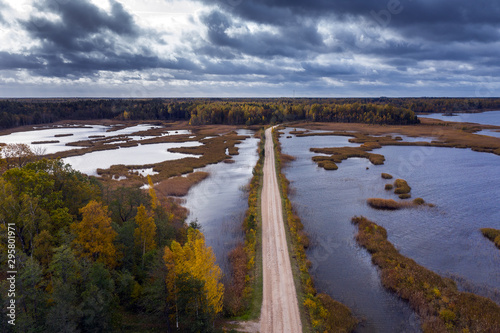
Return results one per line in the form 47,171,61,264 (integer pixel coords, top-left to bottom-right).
1,97,500,129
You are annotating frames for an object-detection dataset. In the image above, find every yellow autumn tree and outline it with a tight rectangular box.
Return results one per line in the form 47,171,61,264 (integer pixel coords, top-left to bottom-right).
134,204,157,264
164,228,224,318
147,175,158,210
71,200,119,268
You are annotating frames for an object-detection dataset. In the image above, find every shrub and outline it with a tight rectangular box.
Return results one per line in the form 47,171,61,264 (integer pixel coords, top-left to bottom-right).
385,184,394,190
381,173,393,179
398,193,411,199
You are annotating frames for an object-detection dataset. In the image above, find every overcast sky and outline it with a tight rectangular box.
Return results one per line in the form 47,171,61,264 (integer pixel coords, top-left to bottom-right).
1,0,499,97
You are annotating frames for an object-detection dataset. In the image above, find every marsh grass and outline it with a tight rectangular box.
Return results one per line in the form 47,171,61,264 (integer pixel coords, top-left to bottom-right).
394,179,411,195
154,172,209,197
481,228,500,249
367,198,401,210
31,140,60,144
352,216,500,333
367,198,431,210
413,198,425,205
292,119,500,156
398,193,412,199
311,146,385,171
94,132,247,191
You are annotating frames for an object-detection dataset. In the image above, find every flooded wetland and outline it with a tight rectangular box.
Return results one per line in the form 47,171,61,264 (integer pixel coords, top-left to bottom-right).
279,113,500,332
1,111,499,332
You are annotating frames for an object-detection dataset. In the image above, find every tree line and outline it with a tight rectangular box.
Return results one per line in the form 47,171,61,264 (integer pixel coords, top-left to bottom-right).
2,97,500,129
0,146,224,332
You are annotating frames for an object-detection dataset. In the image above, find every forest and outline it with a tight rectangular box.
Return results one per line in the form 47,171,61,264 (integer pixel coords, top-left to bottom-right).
0,148,224,332
2,97,500,130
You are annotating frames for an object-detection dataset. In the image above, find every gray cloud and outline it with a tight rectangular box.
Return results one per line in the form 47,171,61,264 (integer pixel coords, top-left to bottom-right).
0,0,499,96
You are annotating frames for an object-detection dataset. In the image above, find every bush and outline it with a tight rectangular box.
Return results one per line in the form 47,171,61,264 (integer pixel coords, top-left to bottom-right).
398,193,411,199
385,184,394,190
381,173,393,179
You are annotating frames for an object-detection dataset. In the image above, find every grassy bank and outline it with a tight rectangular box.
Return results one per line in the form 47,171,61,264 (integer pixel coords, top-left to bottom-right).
224,129,265,321
273,128,358,333
352,216,500,332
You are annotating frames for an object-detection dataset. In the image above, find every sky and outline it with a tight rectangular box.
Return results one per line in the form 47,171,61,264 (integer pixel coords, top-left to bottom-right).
0,0,500,97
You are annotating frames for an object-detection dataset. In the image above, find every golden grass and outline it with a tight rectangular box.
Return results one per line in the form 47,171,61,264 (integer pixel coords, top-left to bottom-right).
94,131,248,191
311,146,385,171
352,216,500,333
481,228,500,249
367,198,401,210
413,198,426,205
288,119,500,157
381,172,393,179
154,172,209,197
394,179,411,195
367,198,431,210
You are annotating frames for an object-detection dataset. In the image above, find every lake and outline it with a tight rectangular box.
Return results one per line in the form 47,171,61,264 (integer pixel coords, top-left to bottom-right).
418,110,500,126
280,126,500,333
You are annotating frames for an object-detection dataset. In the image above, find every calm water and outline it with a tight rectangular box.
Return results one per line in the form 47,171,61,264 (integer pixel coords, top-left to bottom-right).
280,127,500,333
418,110,500,126
183,130,259,274
63,141,202,176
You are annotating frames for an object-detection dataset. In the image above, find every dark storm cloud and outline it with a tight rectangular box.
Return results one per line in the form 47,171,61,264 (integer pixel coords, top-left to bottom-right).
198,9,326,59
9,0,197,77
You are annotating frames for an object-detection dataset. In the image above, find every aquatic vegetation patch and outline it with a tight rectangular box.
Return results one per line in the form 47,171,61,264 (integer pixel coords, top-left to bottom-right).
394,179,411,195
311,146,385,171
154,172,209,197
381,172,393,179
481,228,500,249
352,216,500,333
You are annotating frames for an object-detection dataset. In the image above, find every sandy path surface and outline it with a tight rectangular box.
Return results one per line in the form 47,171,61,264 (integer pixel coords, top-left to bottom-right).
260,127,302,333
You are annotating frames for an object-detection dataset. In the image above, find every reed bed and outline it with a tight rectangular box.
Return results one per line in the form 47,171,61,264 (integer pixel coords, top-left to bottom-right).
352,216,500,332
481,228,500,249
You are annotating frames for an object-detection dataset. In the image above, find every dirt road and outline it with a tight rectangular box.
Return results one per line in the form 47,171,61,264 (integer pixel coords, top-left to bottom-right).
260,127,302,333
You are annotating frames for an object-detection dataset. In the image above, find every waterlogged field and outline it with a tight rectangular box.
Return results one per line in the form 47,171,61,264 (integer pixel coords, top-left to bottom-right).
280,120,500,332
